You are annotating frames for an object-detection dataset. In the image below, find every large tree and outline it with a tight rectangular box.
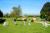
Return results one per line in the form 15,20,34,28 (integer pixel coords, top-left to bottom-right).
40,2,50,21
0,10,3,17
10,5,22,17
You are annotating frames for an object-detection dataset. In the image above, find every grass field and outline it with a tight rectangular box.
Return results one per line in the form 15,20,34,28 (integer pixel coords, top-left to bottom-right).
0,18,50,33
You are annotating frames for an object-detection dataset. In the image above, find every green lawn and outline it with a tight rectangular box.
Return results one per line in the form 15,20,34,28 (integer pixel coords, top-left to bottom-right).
0,18,50,33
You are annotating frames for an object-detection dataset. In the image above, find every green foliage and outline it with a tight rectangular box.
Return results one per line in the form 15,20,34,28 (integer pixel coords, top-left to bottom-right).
0,10,3,17
10,5,22,17
40,2,50,21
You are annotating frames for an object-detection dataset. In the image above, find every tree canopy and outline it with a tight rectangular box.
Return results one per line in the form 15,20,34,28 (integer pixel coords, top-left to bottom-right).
10,5,22,17
40,2,50,21
0,10,3,17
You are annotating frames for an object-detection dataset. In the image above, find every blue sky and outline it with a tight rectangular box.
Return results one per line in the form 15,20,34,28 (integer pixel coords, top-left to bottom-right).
0,0,50,15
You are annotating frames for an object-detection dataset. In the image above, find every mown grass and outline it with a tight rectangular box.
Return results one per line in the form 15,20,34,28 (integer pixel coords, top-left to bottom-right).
0,18,50,33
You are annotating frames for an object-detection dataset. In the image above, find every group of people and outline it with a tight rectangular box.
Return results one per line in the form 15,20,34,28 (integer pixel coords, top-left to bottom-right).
13,17,37,26
0,17,36,26
2,17,49,28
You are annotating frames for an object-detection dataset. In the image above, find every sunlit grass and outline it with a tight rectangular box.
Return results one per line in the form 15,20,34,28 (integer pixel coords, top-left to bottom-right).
0,18,50,33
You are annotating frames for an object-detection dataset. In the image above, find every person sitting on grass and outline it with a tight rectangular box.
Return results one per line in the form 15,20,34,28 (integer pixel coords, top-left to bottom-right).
3,20,8,27
13,18,17,25
22,17,27,25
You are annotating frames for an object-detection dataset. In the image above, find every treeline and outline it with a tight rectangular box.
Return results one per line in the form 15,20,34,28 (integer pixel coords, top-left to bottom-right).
3,5,22,18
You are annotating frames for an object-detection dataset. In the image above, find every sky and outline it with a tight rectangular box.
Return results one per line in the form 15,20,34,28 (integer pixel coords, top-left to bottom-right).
0,0,50,15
